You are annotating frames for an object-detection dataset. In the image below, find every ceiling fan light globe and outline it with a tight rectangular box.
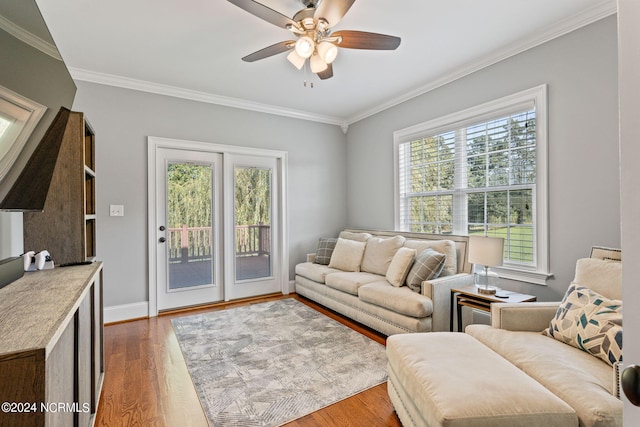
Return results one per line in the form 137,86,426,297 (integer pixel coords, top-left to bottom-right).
286,50,306,70
310,54,328,73
317,41,338,64
295,36,315,58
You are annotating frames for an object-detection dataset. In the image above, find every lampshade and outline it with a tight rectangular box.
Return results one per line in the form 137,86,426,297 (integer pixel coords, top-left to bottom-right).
287,50,306,70
310,54,328,73
295,36,314,59
317,41,338,64
468,235,504,267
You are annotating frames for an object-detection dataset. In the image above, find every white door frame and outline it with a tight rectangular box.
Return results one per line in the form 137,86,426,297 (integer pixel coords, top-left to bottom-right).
147,136,289,317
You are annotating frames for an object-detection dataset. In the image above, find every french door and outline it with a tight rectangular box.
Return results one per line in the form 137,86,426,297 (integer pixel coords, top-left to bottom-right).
224,154,280,300
155,148,223,310
150,139,286,313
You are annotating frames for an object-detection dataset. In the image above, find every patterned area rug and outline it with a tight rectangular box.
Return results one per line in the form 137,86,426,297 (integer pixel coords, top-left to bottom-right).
171,299,388,426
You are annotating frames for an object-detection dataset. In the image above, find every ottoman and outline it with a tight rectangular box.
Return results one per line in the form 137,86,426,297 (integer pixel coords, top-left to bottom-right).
386,333,578,427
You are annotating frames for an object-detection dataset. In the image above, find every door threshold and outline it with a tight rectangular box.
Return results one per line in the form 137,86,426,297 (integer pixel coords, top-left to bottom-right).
158,292,286,317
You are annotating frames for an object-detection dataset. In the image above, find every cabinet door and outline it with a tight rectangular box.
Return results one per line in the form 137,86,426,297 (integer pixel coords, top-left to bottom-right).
91,275,104,414
45,320,75,427
0,352,45,426
77,292,92,427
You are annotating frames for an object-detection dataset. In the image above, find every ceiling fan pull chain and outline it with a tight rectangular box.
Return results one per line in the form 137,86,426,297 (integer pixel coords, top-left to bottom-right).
303,60,314,88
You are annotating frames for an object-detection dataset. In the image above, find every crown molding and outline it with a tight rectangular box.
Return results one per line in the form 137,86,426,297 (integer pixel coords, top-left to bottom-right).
0,13,61,61
69,67,347,129
344,0,617,125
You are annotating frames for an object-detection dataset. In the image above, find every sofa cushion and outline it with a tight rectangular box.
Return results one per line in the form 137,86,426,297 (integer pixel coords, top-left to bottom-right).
294,262,341,284
467,325,622,427
328,238,366,272
573,258,622,300
338,230,372,242
324,272,383,295
386,247,416,287
543,284,623,367
361,235,405,276
358,281,433,318
313,237,337,265
403,239,457,276
405,248,446,293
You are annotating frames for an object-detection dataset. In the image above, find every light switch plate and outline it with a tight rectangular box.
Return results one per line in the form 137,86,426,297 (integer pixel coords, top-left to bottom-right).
109,204,124,217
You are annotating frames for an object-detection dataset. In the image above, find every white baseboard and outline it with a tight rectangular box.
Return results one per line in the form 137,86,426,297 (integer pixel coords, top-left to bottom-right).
286,279,296,294
104,302,149,324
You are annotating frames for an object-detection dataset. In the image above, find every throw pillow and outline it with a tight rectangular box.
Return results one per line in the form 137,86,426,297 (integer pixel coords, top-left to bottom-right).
361,235,405,276
386,247,416,287
328,238,367,272
314,238,337,265
543,284,623,366
405,248,446,293
403,239,457,276
573,258,622,300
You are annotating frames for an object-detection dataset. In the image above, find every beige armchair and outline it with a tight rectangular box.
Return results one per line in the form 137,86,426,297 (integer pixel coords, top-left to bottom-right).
387,247,622,427
491,245,621,332
465,247,623,427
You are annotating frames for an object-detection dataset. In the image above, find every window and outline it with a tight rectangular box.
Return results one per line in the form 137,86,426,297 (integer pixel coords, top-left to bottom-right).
394,86,549,284
0,85,46,182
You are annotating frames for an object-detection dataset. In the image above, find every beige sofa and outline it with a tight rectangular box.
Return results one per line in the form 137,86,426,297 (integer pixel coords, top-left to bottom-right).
294,229,473,335
387,250,623,427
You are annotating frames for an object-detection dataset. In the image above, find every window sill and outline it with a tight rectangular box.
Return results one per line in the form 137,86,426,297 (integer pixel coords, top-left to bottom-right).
492,266,553,286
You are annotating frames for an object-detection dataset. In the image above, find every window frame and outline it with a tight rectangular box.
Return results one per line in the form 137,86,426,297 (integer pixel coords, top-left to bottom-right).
0,85,46,182
393,85,550,285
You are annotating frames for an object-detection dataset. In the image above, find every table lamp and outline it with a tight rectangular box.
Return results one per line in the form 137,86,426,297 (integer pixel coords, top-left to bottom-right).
468,235,504,294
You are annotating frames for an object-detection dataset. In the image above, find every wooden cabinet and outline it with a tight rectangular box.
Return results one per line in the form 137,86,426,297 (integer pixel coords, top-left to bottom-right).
23,112,97,265
0,263,104,427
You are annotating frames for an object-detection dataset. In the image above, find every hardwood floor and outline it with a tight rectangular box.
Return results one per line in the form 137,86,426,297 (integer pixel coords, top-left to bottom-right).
95,294,403,426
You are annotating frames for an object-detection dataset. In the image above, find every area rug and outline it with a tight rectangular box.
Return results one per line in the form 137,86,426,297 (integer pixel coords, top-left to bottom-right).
171,298,388,426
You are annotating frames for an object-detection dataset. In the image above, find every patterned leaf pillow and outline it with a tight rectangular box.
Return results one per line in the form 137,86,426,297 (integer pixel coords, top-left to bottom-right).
543,284,622,366
314,238,337,265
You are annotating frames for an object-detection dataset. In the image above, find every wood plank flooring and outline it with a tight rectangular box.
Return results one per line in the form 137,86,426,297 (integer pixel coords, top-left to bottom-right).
95,294,402,426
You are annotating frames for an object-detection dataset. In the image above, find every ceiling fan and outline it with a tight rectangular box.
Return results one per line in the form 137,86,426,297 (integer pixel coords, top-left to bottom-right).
227,0,401,80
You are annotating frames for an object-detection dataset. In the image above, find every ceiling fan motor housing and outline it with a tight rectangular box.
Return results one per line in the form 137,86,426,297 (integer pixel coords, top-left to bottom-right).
293,7,316,29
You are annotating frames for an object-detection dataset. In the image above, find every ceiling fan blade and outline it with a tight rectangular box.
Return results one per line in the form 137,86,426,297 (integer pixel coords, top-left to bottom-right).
227,0,297,29
333,30,401,50
242,41,294,62
317,63,333,80
314,0,356,28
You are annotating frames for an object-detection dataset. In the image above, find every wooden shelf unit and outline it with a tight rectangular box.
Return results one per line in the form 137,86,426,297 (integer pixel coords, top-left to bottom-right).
84,120,96,260
24,111,97,265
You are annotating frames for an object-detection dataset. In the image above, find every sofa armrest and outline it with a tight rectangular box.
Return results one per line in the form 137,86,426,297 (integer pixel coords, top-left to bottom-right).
491,302,560,332
306,253,316,263
423,273,474,332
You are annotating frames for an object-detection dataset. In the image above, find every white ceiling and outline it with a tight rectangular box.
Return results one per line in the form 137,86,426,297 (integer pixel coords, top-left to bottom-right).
31,0,616,128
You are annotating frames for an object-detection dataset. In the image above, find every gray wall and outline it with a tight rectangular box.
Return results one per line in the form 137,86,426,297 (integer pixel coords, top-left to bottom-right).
345,16,620,301
72,81,347,307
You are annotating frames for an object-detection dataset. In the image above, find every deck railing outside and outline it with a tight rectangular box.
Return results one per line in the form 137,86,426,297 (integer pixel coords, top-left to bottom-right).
167,224,270,264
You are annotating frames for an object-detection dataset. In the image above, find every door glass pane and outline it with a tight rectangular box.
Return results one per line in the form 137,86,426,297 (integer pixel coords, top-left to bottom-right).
235,166,272,281
167,163,213,290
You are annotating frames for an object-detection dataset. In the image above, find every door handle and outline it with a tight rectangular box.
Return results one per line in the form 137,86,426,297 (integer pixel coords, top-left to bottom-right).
159,225,166,231
159,237,166,243
622,365,640,406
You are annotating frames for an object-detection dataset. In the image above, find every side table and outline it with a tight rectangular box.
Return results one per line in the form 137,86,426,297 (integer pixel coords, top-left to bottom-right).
450,285,537,332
